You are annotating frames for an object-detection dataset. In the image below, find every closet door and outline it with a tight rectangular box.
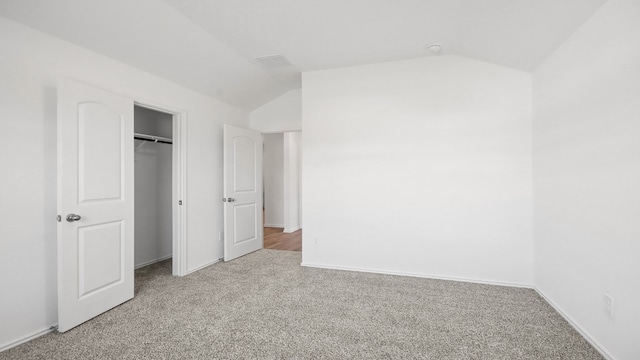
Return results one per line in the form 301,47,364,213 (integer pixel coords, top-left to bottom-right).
57,79,134,332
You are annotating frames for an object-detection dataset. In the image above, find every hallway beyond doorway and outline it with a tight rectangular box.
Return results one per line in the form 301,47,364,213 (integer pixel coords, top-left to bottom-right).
264,227,301,251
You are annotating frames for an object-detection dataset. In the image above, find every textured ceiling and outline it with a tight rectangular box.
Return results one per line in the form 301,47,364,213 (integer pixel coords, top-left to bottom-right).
0,0,607,110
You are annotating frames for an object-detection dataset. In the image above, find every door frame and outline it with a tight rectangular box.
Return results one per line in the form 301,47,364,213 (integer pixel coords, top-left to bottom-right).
133,100,188,276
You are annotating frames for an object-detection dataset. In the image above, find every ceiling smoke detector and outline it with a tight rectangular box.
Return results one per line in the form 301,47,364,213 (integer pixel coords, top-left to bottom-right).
255,54,293,69
427,44,442,54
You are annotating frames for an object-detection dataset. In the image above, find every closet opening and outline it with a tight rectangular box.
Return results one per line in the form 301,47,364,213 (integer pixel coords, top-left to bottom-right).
133,105,185,275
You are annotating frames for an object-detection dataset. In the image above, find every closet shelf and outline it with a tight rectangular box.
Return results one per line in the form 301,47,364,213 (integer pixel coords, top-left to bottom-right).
134,132,173,144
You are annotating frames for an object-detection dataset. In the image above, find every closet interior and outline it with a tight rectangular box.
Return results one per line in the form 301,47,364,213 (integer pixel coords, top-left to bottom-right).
134,106,173,269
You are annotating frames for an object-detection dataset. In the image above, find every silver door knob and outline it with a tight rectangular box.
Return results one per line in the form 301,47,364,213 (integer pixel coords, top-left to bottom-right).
66,214,82,222
223,198,235,203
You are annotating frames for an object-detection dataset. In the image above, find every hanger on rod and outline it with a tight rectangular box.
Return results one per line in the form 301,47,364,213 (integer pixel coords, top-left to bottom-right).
134,132,172,144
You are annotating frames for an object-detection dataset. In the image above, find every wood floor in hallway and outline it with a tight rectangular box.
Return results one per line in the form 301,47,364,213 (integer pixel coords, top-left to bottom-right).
264,227,302,251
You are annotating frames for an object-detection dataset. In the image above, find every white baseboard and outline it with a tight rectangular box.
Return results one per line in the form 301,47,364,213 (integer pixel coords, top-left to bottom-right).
0,326,55,353
534,288,614,360
0,263,610,360
186,257,222,275
283,227,300,233
134,254,172,269
301,262,612,359
300,262,532,288
264,223,284,228
0,257,223,353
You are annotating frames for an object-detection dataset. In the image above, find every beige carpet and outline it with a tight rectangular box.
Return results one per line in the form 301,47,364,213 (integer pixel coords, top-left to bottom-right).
2,250,602,359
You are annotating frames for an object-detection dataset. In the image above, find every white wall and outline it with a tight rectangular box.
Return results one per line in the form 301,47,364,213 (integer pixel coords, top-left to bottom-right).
302,55,533,286
533,0,640,358
0,17,248,350
263,133,284,227
250,89,301,133
134,106,173,268
283,131,301,233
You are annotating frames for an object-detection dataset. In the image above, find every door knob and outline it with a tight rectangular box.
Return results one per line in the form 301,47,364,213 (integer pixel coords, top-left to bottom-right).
66,214,82,222
223,198,235,203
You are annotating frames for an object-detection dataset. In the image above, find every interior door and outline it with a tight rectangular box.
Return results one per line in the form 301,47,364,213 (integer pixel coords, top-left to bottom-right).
223,124,263,261
57,79,134,332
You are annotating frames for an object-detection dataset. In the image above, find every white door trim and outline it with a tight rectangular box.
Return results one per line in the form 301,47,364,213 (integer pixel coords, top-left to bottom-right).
133,100,188,276
283,132,301,233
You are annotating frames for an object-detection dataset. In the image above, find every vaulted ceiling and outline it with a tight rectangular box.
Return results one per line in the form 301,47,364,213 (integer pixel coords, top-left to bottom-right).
0,0,607,110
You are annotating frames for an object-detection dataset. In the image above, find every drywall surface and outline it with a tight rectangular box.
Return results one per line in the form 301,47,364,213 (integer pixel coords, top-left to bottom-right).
134,107,173,268
533,0,640,358
302,55,533,285
263,133,284,227
250,89,301,133
0,17,247,350
283,131,301,232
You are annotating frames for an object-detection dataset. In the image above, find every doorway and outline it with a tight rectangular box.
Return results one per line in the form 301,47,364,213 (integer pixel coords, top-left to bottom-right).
133,106,173,269
262,131,302,251
133,103,187,276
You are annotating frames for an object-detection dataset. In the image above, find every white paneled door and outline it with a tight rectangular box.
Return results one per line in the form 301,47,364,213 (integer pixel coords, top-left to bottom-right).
223,125,263,261
57,80,134,332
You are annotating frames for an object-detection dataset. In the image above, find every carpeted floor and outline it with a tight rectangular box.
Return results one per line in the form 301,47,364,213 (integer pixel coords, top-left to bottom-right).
2,250,602,359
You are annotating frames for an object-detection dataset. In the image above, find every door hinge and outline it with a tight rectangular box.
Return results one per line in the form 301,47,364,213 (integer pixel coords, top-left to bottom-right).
57,215,61,222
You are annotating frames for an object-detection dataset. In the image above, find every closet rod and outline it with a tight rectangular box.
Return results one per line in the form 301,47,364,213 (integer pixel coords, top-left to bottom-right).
134,132,173,145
